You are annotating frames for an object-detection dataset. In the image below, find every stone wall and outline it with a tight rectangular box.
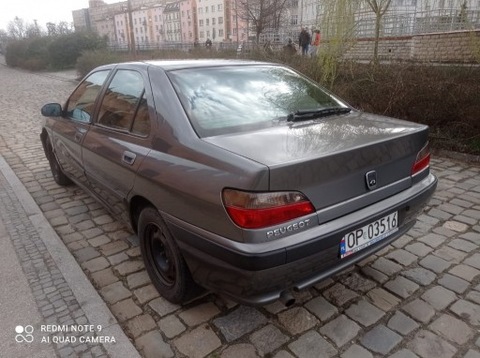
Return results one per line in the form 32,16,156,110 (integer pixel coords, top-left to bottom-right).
412,30,480,62
333,30,480,63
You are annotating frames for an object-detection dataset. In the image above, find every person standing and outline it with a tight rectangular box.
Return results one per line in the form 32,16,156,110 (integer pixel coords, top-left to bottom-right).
310,29,321,57
205,38,212,49
298,27,311,56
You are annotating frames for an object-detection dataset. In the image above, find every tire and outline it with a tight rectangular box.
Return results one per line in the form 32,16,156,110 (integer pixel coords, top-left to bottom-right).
138,207,199,304
47,146,72,186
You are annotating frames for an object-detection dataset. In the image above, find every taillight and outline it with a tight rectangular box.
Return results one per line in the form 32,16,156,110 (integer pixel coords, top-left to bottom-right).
222,189,315,229
412,142,431,176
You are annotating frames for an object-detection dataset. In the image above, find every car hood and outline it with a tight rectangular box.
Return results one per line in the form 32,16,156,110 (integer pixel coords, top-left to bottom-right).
202,111,426,167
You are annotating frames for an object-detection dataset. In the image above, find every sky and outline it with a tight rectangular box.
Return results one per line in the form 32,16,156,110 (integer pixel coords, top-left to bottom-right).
0,0,118,32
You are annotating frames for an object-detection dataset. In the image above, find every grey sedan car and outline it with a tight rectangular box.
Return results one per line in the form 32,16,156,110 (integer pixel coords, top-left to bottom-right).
40,60,437,306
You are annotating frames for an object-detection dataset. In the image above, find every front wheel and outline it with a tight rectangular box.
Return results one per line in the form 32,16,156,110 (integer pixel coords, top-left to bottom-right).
46,145,72,186
138,207,199,304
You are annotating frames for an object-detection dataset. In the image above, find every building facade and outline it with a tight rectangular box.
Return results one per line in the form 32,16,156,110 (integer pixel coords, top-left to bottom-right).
72,0,480,47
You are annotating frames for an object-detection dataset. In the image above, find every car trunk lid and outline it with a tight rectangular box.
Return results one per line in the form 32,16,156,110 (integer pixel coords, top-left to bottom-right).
203,111,429,216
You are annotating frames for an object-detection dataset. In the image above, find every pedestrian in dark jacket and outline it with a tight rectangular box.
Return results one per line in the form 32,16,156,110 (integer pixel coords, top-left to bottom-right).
298,27,311,56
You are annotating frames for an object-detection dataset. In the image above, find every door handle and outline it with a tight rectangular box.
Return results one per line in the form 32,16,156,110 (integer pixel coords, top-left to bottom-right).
74,132,83,142
122,151,136,165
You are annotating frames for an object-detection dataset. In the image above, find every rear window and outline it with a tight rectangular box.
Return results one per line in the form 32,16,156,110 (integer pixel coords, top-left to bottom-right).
168,65,346,137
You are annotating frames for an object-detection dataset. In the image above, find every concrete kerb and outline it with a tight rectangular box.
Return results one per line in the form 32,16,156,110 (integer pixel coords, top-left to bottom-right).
0,155,141,358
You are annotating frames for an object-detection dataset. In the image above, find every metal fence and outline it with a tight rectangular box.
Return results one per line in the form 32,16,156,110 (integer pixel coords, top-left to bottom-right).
353,8,480,38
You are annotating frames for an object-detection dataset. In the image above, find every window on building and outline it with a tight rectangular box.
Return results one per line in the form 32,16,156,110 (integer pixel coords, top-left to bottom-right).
219,29,223,37
206,19,209,26
207,30,210,38
212,18,216,25
205,6,208,13
218,4,223,11
200,31,204,38
291,15,298,25
199,7,203,13
212,5,215,12
219,17,223,24
200,19,204,26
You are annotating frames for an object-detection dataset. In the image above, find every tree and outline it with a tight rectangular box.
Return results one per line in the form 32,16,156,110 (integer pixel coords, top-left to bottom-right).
57,21,73,35
317,0,359,87
0,29,8,53
457,0,468,29
25,20,42,38
46,22,57,37
235,0,289,43
365,0,393,64
7,17,27,40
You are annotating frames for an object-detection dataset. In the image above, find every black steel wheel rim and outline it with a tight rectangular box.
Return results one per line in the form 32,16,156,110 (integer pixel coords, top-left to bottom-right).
146,223,176,287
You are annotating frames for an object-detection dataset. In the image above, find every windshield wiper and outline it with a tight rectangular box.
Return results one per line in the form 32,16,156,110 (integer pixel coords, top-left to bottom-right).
287,107,352,122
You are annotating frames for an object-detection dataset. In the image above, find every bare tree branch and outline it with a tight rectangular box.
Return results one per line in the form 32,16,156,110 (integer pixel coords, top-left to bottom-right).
235,0,289,42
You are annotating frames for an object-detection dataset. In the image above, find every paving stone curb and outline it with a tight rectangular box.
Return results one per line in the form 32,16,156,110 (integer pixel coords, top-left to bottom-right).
0,155,140,358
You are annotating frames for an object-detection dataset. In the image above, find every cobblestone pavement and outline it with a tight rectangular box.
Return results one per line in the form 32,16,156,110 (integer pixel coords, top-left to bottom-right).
1,60,480,358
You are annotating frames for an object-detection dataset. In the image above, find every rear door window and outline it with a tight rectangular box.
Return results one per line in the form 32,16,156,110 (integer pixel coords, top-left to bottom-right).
65,70,110,123
97,70,151,136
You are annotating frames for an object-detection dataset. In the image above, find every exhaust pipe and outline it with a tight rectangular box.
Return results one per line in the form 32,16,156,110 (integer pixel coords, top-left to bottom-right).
279,291,296,307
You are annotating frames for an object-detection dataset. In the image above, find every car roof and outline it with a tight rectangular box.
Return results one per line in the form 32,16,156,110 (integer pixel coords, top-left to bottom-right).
99,59,274,72
147,59,272,71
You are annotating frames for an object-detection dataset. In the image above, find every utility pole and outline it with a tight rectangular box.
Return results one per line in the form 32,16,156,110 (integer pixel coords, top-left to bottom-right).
127,0,136,57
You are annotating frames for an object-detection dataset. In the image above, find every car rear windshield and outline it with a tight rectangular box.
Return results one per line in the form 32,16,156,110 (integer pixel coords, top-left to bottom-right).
167,65,347,137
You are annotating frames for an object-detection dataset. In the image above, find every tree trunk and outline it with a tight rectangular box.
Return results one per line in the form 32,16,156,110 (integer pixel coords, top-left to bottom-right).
373,12,381,65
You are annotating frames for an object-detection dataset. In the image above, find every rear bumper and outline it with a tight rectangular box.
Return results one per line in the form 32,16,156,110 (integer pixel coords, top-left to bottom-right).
166,173,437,305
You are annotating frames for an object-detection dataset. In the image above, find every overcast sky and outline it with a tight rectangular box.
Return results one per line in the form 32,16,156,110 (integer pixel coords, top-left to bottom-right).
0,0,118,32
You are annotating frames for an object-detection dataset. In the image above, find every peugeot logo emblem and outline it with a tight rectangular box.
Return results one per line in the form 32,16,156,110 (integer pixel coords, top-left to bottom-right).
365,170,377,190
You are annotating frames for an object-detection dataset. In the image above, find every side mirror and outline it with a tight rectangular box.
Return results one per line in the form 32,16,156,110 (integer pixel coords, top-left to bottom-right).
41,103,63,117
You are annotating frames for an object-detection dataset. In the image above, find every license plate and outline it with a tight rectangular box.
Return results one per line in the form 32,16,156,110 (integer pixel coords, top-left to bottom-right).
340,212,398,258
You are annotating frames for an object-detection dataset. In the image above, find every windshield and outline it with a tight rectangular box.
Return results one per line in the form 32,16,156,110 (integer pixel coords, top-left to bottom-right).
168,65,348,137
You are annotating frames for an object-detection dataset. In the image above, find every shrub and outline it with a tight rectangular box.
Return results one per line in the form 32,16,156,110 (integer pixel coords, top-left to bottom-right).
48,32,108,69
5,40,29,67
76,50,128,78
329,63,480,153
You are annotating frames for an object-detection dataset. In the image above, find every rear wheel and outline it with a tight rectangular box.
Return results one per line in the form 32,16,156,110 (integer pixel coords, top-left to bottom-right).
138,207,199,304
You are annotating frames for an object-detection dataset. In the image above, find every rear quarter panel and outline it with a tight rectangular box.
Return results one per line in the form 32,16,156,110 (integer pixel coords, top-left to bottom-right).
130,67,269,242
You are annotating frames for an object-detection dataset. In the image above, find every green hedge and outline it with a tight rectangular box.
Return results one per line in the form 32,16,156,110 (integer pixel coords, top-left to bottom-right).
5,32,107,70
